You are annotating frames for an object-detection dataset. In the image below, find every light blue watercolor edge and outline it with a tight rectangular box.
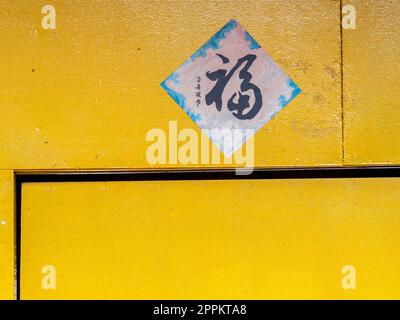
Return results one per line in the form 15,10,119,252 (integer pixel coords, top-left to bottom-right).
278,79,301,110
244,31,261,50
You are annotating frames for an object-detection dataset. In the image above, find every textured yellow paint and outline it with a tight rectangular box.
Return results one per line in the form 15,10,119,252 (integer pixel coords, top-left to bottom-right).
21,179,400,299
0,171,15,300
343,0,400,164
0,0,342,170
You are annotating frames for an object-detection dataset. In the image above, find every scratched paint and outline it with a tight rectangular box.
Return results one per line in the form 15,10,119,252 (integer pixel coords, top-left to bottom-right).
161,19,301,156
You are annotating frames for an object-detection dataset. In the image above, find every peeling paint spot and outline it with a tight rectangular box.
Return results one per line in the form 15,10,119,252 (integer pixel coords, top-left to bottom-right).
325,66,337,80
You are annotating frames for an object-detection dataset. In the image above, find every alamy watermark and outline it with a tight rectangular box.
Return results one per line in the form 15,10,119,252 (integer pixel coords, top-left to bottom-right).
41,265,56,290
341,265,356,290
342,4,356,30
41,5,56,30
146,121,255,175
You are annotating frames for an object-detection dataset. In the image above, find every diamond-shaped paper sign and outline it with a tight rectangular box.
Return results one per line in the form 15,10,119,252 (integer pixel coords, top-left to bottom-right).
161,19,301,156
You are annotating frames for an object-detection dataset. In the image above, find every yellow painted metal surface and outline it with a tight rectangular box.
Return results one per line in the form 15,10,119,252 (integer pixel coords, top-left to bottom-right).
0,0,342,170
21,179,400,299
343,0,400,165
0,0,398,301
0,171,15,300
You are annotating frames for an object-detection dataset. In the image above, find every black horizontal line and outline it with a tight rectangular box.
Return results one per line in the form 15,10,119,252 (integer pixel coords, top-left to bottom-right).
15,166,400,183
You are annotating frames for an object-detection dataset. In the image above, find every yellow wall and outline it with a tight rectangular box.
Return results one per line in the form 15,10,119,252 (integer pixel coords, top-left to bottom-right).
21,179,400,299
343,0,400,165
0,0,341,169
1,0,400,300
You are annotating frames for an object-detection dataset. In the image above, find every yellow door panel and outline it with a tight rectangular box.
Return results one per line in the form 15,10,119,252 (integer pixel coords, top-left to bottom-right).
343,0,400,165
21,178,400,299
0,0,341,170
